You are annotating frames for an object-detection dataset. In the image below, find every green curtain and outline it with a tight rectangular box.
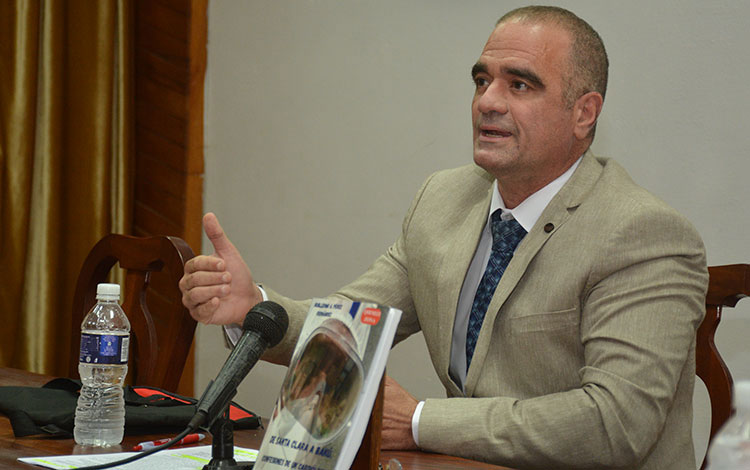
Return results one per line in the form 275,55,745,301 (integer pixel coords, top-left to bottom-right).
0,0,133,377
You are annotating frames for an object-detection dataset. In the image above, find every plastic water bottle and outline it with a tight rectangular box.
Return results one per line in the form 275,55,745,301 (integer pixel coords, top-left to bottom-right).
706,380,750,469
73,283,131,446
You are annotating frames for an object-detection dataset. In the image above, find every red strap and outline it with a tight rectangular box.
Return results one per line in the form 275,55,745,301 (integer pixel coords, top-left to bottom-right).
132,387,193,405
229,405,254,420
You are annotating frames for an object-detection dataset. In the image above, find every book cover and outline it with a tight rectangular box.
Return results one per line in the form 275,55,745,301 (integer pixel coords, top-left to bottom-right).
254,298,401,470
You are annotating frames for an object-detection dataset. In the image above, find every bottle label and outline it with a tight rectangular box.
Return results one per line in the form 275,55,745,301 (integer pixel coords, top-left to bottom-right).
79,333,129,365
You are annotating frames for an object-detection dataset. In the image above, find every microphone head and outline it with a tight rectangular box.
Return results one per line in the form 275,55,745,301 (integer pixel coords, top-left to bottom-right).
243,301,289,348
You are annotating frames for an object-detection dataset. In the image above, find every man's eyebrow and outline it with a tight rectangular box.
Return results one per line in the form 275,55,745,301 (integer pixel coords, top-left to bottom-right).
504,66,545,89
471,62,488,79
471,62,545,89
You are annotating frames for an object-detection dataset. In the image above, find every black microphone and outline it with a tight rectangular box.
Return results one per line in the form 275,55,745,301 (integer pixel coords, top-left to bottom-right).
189,301,289,430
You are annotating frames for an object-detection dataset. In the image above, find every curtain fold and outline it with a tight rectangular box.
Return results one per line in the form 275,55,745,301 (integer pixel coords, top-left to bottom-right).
0,0,132,377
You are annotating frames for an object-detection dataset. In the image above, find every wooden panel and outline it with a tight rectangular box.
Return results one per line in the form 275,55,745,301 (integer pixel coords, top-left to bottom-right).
132,0,207,396
134,202,183,237
184,173,203,250
136,152,186,200
136,127,186,171
135,179,185,227
151,0,190,15
136,74,187,119
136,49,188,92
136,0,188,41
136,101,186,146
184,0,207,177
136,20,188,61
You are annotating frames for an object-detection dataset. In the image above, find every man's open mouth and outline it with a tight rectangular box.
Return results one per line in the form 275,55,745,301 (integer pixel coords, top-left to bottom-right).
481,128,511,137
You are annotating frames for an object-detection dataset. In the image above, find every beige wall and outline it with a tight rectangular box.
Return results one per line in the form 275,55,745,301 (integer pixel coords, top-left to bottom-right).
199,1,750,466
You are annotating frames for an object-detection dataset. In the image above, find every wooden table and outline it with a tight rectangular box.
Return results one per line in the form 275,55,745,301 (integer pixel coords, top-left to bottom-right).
0,367,510,469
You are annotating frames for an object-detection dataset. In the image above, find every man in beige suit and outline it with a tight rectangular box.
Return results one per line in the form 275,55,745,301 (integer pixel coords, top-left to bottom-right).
180,6,707,469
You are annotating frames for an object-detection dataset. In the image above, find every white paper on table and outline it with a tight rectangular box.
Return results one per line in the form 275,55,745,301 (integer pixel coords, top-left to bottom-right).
18,445,258,469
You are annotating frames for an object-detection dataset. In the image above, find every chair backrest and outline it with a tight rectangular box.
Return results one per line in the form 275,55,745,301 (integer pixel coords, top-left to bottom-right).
696,263,750,469
68,234,196,392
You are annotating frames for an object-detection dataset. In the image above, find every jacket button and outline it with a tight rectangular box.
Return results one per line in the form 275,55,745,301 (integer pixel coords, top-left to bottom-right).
544,223,554,233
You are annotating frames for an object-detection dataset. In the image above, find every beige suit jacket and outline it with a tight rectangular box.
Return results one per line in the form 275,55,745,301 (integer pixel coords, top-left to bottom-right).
264,153,708,469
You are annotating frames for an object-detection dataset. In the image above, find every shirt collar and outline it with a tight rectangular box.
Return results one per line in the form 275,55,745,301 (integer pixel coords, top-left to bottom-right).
489,156,582,232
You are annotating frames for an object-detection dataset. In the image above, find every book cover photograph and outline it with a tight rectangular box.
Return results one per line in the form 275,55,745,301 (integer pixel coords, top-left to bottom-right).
254,298,401,470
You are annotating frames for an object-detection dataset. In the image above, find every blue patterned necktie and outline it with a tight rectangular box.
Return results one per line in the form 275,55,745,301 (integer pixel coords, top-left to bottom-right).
465,210,527,371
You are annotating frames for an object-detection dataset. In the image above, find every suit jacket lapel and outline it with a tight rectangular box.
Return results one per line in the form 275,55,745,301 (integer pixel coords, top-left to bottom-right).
464,152,604,394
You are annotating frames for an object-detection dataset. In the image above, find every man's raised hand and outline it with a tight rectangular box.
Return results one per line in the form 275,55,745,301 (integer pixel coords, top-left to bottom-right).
179,212,263,325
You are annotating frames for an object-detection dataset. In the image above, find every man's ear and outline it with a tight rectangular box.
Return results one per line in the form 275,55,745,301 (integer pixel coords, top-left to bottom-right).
573,91,603,140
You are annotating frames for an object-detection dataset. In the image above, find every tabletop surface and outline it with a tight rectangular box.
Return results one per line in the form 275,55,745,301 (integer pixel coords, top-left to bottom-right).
0,367,511,469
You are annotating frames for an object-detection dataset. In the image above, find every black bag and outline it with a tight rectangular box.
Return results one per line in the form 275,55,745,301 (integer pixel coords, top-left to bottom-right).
0,378,262,438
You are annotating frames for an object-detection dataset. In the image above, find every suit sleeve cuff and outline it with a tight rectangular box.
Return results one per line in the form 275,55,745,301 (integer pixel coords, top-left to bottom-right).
412,400,425,447
223,285,270,347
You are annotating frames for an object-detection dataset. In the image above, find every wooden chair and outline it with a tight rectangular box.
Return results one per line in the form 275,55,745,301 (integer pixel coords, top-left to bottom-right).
68,234,196,392
696,264,750,469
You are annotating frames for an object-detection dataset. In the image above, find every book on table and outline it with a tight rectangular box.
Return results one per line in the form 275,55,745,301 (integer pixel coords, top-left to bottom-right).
254,298,402,470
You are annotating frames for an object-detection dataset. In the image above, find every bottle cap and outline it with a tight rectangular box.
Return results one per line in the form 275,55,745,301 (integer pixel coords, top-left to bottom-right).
96,283,121,300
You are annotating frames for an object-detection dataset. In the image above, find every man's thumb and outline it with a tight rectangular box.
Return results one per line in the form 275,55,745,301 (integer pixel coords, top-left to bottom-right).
203,212,235,258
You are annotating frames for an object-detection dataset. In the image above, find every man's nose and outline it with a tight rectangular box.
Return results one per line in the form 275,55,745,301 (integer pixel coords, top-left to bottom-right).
476,82,509,115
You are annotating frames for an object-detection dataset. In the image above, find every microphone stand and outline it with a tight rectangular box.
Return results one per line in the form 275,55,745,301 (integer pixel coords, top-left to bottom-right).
203,405,254,470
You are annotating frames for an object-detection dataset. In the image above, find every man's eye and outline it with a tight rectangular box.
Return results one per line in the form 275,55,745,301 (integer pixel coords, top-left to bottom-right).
512,81,529,91
474,77,490,88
